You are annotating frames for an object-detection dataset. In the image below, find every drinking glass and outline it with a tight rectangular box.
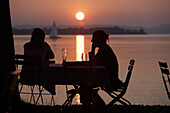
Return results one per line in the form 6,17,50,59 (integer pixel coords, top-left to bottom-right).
81,53,87,61
62,48,68,62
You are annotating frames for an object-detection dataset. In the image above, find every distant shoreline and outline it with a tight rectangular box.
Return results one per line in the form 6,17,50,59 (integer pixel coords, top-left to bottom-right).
12,26,147,35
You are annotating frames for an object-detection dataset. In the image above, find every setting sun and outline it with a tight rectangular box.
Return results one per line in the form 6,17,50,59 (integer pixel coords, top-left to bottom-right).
76,12,85,21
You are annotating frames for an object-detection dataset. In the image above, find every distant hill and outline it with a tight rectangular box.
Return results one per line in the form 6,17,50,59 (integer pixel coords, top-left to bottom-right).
12,26,146,35
120,24,170,34
12,24,170,35
144,24,170,34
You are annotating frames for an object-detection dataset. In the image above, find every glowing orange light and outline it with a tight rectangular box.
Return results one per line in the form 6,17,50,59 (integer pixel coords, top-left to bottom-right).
75,94,82,105
76,35,85,61
76,12,85,20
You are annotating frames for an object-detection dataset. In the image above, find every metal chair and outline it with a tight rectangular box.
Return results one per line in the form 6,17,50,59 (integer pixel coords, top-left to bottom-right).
15,54,55,105
104,59,135,106
158,61,170,100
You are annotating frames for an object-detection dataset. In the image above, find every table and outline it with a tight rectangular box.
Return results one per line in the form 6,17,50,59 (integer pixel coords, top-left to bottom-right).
44,63,112,95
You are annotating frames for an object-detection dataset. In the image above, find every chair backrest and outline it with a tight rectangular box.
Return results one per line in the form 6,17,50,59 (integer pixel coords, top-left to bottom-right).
159,62,169,75
120,59,135,95
15,54,55,68
15,54,55,85
15,54,42,84
15,54,41,69
158,61,170,100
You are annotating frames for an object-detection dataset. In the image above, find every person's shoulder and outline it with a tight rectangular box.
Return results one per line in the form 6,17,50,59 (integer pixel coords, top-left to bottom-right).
106,44,112,48
102,44,112,50
44,42,50,47
43,42,52,49
105,44,115,54
24,42,30,48
107,44,114,51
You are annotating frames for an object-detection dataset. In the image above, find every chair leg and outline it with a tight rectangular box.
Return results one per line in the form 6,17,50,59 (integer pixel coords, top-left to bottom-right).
93,92,106,107
50,95,55,106
62,92,77,106
112,91,131,105
119,97,131,106
36,86,44,105
119,97,131,105
30,86,36,104
19,84,36,104
19,84,23,93
40,86,44,105
107,93,130,106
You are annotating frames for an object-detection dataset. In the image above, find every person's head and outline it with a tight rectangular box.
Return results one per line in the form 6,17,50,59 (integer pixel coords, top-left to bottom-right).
29,28,45,48
91,30,109,47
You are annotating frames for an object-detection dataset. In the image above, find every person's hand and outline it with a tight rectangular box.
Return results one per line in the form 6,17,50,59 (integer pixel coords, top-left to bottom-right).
91,43,96,53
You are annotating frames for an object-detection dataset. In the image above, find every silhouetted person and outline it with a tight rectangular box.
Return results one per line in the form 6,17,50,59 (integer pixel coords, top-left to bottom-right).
89,30,122,90
20,28,54,83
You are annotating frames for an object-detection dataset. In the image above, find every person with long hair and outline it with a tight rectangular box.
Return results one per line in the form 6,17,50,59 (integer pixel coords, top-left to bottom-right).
89,30,122,90
80,30,123,107
24,28,54,67
21,28,54,84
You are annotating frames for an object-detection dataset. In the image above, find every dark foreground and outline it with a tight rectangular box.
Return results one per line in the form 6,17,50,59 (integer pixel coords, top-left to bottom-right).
9,101,170,113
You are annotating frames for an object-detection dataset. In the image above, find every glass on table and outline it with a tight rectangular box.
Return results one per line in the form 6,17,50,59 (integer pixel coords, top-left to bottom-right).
62,48,68,63
81,53,87,61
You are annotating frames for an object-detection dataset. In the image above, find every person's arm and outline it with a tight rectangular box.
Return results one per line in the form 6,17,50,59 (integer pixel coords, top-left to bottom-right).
45,42,54,59
89,43,96,63
23,43,29,55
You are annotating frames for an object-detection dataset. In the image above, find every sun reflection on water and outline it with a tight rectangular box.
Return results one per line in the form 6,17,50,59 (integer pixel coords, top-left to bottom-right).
76,35,85,61
75,35,85,105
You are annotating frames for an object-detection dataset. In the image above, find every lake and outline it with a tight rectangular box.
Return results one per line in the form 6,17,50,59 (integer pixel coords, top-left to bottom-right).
14,34,170,105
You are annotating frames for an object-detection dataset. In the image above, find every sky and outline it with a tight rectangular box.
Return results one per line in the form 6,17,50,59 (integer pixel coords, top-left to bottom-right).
10,0,170,27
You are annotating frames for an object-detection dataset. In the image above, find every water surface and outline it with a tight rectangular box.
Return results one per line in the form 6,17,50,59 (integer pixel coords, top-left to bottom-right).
14,34,170,105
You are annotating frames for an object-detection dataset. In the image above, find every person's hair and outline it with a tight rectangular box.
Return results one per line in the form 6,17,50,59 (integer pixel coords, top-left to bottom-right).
29,28,45,49
92,30,109,42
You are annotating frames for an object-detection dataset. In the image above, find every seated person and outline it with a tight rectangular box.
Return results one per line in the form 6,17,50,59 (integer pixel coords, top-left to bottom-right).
20,28,54,84
80,30,123,107
89,30,122,90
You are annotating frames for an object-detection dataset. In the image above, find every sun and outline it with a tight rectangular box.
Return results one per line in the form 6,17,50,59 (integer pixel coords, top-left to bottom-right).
76,12,85,21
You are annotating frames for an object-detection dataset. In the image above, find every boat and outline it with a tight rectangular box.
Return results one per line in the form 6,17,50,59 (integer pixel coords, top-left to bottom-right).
49,21,60,39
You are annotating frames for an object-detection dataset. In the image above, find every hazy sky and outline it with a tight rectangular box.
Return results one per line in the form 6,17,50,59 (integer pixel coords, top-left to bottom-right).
10,0,170,27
